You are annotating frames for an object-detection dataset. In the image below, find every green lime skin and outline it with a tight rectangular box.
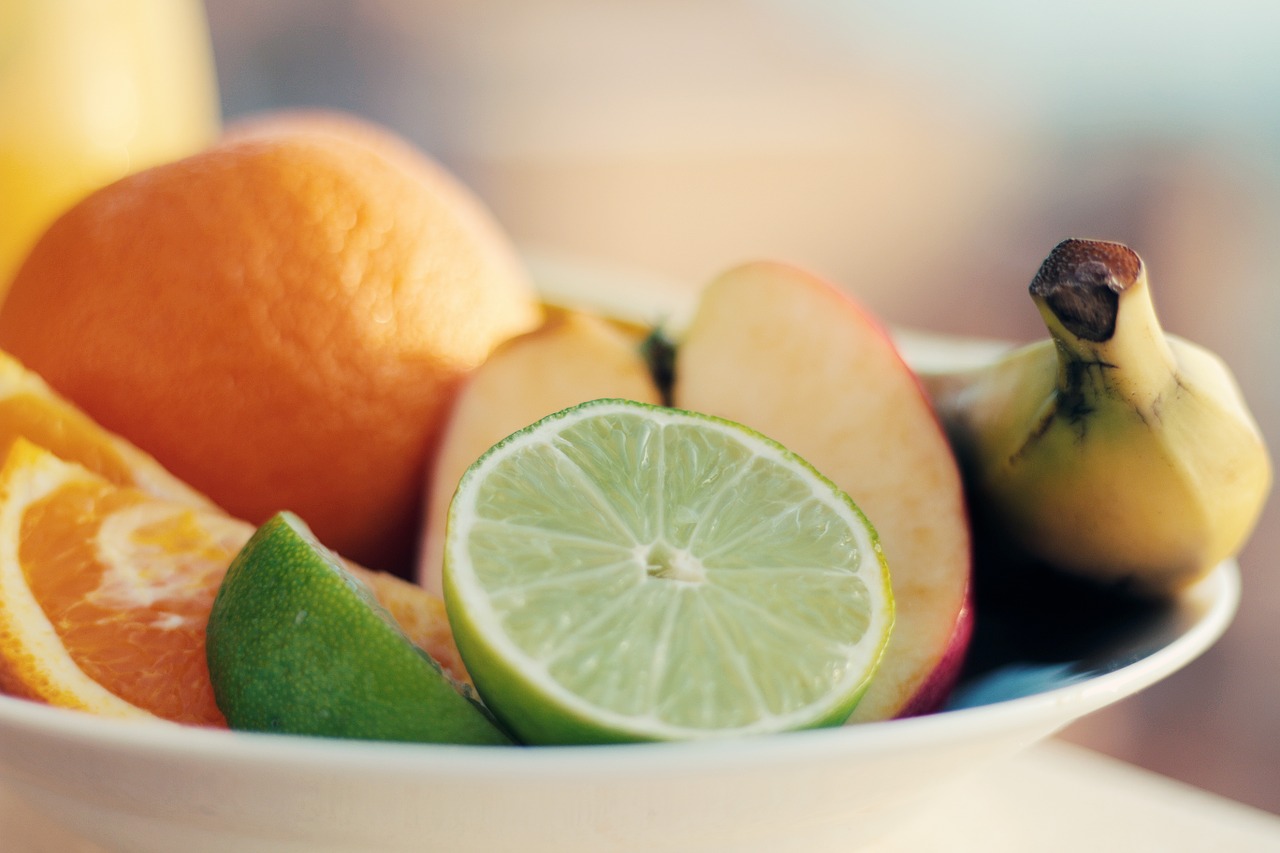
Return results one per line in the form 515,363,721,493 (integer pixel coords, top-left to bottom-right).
206,512,511,745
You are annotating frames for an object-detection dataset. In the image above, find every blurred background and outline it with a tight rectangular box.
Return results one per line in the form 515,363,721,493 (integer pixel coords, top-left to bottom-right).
18,0,1279,813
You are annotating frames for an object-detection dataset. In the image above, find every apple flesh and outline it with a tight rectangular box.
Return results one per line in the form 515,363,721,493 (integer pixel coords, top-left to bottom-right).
673,261,972,721
417,310,663,596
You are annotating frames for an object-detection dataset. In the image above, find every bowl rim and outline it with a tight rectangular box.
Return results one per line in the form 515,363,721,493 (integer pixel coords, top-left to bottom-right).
0,561,1239,780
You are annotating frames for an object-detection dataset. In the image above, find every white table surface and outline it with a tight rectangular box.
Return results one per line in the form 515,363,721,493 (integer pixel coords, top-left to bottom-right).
3,738,1278,852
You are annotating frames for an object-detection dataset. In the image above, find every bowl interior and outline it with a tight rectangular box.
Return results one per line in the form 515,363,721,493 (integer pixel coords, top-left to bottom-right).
947,556,1239,710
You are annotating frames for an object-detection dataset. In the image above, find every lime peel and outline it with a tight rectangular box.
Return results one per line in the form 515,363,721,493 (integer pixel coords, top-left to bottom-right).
206,512,510,745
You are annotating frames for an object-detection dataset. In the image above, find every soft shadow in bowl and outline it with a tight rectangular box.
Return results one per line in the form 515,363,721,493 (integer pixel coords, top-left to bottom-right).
946,559,1214,709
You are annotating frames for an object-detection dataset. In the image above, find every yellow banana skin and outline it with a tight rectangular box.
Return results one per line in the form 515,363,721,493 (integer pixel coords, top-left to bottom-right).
921,239,1272,597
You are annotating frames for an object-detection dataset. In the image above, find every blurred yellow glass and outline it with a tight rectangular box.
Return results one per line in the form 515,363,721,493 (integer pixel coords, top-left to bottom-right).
0,0,221,293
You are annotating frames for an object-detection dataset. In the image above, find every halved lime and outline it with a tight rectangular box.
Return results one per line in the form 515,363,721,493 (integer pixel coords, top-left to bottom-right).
443,398,894,744
206,512,510,745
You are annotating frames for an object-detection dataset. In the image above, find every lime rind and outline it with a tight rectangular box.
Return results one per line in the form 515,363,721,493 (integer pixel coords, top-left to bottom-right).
443,398,894,745
207,512,510,745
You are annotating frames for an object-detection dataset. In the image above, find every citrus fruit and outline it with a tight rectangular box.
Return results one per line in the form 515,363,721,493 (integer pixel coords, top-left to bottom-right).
443,398,894,745
418,308,665,595
0,0,219,291
0,439,466,725
0,111,542,575
0,348,210,507
207,512,509,745
354,565,470,688
0,439,243,725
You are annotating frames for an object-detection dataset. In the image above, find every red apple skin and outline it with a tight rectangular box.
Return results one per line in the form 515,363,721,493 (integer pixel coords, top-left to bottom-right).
673,260,974,722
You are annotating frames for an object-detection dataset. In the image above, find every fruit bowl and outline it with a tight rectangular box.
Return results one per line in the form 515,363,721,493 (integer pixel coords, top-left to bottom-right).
0,557,1237,853
0,255,1249,851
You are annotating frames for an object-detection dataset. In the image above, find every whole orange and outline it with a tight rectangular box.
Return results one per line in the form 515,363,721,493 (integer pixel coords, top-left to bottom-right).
0,112,541,575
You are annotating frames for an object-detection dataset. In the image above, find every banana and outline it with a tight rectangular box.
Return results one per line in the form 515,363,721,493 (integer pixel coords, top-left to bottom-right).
918,238,1271,597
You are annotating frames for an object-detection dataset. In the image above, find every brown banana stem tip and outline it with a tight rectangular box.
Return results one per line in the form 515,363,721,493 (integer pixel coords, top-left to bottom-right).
1028,239,1143,342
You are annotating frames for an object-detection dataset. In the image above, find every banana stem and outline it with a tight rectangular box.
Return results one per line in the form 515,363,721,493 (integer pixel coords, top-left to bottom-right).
1029,239,1178,414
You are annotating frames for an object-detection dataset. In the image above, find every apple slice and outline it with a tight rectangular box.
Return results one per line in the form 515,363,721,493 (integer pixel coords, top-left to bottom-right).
417,310,663,595
673,261,972,721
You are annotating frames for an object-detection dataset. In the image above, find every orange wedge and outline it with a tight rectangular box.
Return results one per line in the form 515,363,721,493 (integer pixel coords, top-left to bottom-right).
0,439,466,724
0,349,211,507
0,439,240,724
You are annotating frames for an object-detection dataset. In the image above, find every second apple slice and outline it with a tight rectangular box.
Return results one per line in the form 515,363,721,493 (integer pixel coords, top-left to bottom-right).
673,261,973,722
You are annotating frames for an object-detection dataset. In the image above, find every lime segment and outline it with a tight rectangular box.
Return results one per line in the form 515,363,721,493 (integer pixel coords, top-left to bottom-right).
444,399,894,744
206,512,510,745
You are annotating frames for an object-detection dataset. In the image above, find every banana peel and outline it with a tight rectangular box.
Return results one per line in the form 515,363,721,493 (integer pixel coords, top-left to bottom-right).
909,239,1271,598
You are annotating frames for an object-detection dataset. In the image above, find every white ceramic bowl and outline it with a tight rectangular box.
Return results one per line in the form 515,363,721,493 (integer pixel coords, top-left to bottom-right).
0,560,1238,853
0,261,1245,850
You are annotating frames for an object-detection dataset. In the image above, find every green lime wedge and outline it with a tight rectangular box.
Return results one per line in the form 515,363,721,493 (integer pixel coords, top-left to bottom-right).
206,512,510,745
443,398,894,745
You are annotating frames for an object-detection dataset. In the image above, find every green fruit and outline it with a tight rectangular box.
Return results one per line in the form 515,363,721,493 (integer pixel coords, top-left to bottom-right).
206,512,509,745
443,398,894,745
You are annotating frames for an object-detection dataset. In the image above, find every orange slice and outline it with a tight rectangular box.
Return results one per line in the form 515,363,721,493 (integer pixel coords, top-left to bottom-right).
0,349,211,507
0,439,465,724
